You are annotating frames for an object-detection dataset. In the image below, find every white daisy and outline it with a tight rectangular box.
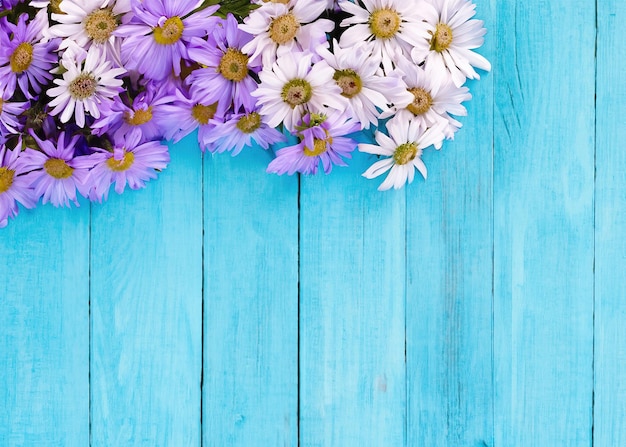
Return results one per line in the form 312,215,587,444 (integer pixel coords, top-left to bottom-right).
48,0,130,65
318,40,413,129
47,44,125,128
383,56,471,144
339,0,434,74
411,0,491,88
360,118,445,191
251,51,346,131
240,0,333,67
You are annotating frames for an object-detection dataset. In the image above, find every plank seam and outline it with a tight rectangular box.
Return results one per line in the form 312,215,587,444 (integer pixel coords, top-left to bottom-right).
201,151,205,447
297,173,301,447
89,201,93,447
591,1,598,445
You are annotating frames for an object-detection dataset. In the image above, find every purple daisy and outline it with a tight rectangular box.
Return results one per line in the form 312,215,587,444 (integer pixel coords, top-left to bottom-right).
267,111,359,175
0,12,58,99
18,131,90,207
202,109,285,156
0,88,29,137
186,14,260,115
92,80,177,143
74,132,170,202
116,0,220,80
0,141,37,228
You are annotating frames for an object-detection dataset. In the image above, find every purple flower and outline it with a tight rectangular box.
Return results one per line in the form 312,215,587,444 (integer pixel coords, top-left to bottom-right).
0,12,58,99
74,133,170,202
0,88,29,137
203,110,285,156
92,80,177,143
267,111,359,175
116,0,220,80
18,131,90,207
186,14,260,115
0,141,36,228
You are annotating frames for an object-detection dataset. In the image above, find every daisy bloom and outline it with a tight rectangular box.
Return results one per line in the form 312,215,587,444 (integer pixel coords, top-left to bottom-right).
92,80,177,143
18,131,90,207
360,118,445,191
240,0,333,67
319,40,413,129
116,0,220,80
252,52,346,131
267,111,359,175
0,142,37,228
75,133,170,202
47,44,125,128
339,0,434,74
48,0,131,66
411,0,491,88
0,12,58,99
202,110,285,156
186,14,260,115
0,88,29,137
383,56,471,144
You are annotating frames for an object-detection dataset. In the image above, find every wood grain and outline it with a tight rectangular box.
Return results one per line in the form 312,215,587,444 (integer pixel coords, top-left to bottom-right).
89,135,203,446
0,204,90,446
594,1,626,444
202,144,299,446
493,1,595,444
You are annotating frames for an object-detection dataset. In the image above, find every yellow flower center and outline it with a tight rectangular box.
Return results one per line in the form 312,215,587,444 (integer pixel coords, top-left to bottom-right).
0,98,4,114
69,74,97,100
84,8,118,44
281,79,312,108
369,8,401,39
218,48,249,82
124,107,153,126
333,69,362,98
192,103,218,125
393,142,418,165
406,87,433,116
106,151,135,172
10,42,34,73
430,23,454,52
153,17,184,45
268,13,300,45
236,112,262,134
303,135,333,157
0,167,15,194
44,158,74,179
50,0,64,14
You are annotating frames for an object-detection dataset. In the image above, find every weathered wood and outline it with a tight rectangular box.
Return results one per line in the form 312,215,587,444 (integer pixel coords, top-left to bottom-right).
202,145,299,446
406,1,495,444
493,1,595,444
0,204,90,446
594,1,626,444
90,136,203,446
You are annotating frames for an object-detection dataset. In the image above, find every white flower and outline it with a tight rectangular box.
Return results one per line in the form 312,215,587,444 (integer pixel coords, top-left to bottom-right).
319,40,413,129
412,0,491,88
48,0,130,65
360,118,445,191
251,52,346,131
339,0,434,74
240,1,333,67
383,56,471,144
47,44,125,128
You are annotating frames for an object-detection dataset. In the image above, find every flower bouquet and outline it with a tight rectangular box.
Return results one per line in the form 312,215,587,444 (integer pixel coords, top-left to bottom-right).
0,0,490,228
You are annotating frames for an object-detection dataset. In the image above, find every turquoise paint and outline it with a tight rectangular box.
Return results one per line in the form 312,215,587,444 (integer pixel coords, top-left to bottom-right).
2,0,625,445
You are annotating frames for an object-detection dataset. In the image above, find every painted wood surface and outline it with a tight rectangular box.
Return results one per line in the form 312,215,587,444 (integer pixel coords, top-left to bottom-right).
2,0,626,446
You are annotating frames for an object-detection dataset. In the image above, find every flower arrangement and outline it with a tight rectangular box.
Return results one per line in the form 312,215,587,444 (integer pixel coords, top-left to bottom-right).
0,0,490,228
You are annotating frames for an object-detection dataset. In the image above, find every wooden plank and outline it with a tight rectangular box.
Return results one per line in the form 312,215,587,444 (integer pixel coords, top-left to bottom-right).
493,1,595,444
0,204,90,446
594,2,626,444
298,142,406,447
405,0,494,444
90,135,203,445
202,146,299,446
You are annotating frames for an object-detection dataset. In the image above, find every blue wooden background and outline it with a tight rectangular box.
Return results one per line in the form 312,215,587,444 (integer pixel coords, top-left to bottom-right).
1,0,624,445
